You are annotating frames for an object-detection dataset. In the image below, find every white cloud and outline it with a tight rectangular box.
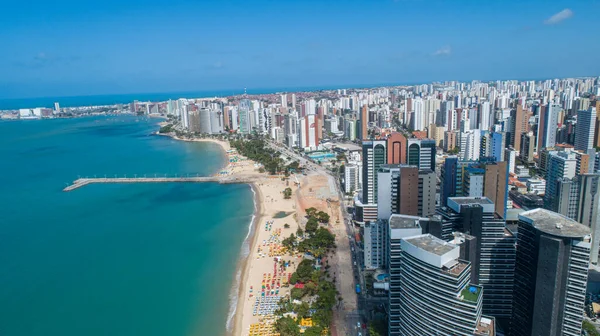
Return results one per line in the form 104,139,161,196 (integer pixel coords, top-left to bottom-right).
433,46,451,56
544,8,573,25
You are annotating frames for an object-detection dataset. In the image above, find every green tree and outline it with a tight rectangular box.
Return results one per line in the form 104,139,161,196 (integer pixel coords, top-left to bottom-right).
305,207,318,218
296,227,304,237
283,187,292,199
274,316,300,336
583,320,600,336
303,327,323,336
316,211,330,223
290,287,305,300
295,259,315,282
282,234,296,250
305,218,319,233
296,301,310,318
284,223,290,228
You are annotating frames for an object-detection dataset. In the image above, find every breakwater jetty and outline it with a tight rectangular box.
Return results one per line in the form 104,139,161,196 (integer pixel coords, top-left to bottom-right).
63,175,251,192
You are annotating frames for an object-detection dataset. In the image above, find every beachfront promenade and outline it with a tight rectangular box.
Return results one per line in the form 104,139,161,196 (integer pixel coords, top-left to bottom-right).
63,175,250,191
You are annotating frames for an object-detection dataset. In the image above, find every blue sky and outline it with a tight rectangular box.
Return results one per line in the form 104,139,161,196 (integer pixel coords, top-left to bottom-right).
1,0,598,99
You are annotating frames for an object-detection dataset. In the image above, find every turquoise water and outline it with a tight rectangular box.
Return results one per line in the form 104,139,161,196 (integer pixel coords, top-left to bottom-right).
0,116,254,336
307,152,336,160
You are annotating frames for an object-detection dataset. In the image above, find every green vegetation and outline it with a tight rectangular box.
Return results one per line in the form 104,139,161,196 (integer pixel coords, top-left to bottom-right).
274,207,339,335
282,234,297,251
316,211,329,223
158,124,174,133
274,316,300,336
461,286,481,303
305,217,319,234
230,137,303,175
283,187,293,199
284,223,290,229
583,320,600,336
230,138,285,174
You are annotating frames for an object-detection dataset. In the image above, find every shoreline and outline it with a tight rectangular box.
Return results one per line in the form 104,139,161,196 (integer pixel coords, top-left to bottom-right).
159,131,265,336
228,182,264,336
161,131,301,336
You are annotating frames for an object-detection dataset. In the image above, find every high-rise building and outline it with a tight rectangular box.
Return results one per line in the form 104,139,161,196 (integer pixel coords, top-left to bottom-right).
238,99,252,134
544,150,578,211
576,174,600,264
541,103,561,148
344,164,362,194
444,131,458,152
386,132,407,164
360,105,368,140
299,114,320,150
554,173,600,264
390,234,489,336
511,104,530,151
355,140,387,223
445,158,508,217
462,130,481,161
593,102,600,148
53,102,60,114
407,138,436,171
412,97,424,130
511,209,591,336
365,214,422,270
441,156,460,206
520,132,535,163
223,106,231,131
377,165,436,220
198,108,212,134
187,110,201,133
437,197,516,321
478,160,507,218
377,165,418,219
418,169,436,217
479,101,491,130
575,106,597,151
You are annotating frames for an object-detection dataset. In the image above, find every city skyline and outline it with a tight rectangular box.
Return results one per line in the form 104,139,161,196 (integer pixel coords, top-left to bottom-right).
2,0,598,99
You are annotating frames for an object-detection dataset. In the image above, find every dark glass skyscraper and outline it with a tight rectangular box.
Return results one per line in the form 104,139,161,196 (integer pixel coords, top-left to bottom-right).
511,208,591,336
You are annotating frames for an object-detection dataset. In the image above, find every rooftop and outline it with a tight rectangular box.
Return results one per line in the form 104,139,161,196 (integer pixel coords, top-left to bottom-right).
520,208,591,238
389,214,422,230
475,316,495,336
460,284,482,303
450,197,493,206
443,260,469,277
404,234,455,256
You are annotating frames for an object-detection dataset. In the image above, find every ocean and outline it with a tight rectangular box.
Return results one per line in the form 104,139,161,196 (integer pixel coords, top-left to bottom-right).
0,116,254,336
0,82,400,110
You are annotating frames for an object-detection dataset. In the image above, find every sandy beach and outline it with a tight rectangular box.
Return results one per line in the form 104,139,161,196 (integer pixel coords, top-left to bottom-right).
163,134,341,336
165,136,301,336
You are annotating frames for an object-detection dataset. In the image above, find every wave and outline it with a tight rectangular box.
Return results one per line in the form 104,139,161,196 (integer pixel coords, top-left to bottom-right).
225,185,258,332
